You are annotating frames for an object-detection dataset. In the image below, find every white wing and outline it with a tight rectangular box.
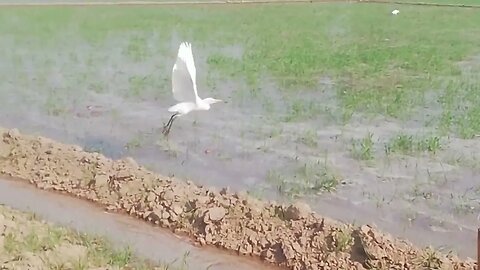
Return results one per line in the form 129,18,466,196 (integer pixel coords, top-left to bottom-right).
171,42,199,103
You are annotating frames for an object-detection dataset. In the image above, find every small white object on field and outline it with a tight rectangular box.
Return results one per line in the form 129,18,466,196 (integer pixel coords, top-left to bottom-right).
162,42,225,136
392,9,400,15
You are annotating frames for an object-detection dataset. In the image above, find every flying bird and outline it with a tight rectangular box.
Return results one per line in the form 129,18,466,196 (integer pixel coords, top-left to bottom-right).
391,9,400,15
162,42,224,136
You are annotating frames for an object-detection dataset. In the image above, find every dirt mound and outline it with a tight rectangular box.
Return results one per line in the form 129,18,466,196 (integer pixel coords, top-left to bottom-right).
0,128,477,270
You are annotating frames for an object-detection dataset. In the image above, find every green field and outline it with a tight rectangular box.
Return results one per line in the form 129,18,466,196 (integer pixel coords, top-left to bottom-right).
2,4,480,132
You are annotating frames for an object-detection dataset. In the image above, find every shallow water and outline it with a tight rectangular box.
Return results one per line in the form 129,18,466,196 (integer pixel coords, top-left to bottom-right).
0,23,478,260
0,177,280,270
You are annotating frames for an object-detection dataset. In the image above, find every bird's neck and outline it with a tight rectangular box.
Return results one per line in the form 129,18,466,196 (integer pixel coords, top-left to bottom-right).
196,97,210,110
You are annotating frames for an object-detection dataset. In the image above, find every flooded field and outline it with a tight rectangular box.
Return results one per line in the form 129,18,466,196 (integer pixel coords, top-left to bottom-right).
0,1,479,264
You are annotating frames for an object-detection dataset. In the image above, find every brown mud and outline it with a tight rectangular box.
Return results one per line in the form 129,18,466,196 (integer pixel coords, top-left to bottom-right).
0,176,279,270
0,127,477,270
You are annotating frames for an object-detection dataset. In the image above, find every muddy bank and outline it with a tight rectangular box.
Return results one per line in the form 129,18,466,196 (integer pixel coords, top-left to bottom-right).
0,177,276,270
0,127,477,270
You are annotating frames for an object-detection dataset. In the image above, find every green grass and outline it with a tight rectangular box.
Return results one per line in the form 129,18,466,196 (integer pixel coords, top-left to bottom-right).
437,73,480,139
3,228,177,269
1,4,480,125
350,132,375,161
284,99,323,122
266,160,342,197
385,133,442,155
332,228,354,252
1,206,188,270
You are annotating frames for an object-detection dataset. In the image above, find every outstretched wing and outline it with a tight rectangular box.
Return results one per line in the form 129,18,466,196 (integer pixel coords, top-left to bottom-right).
171,42,198,103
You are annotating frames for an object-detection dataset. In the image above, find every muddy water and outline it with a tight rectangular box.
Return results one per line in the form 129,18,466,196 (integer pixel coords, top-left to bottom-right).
0,178,279,270
0,27,479,259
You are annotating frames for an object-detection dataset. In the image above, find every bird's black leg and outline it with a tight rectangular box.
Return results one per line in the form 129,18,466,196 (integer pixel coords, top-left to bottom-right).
162,115,175,136
164,114,176,130
163,117,176,136
162,113,179,136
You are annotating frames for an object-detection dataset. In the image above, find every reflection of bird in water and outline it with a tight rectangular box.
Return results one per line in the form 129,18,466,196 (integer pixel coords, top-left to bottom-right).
162,42,225,137
392,9,400,15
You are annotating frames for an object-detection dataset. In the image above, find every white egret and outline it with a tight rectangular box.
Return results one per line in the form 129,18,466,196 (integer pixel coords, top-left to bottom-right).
162,42,224,136
391,9,400,15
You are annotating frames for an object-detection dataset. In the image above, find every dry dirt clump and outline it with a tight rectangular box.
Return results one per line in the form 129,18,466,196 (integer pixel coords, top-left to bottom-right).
0,128,477,270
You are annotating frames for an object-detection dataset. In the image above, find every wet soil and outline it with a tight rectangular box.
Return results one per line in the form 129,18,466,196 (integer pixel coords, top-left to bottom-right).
0,177,278,270
0,127,477,269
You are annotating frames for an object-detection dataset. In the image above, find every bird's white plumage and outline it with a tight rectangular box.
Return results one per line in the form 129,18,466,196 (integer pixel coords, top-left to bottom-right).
391,9,399,15
162,41,224,136
167,101,197,114
171,42,198,103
